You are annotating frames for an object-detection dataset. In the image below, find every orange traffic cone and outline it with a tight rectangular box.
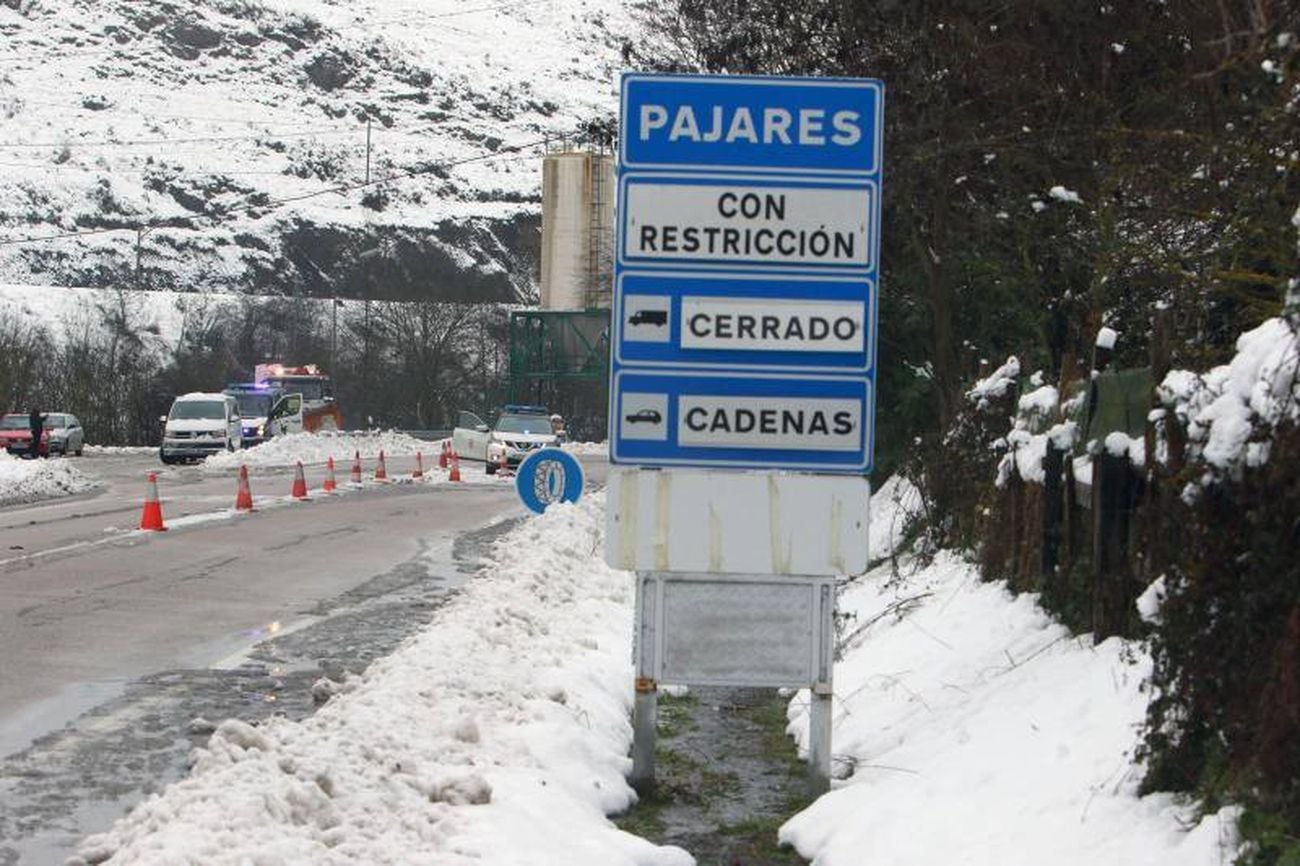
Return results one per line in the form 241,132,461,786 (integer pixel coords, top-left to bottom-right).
449,450,462,483
291,461,310,500
235,465,256,512
350,450,362,484
323,456,337,493
139,472,167,531
375,450,389,482
438,440,449,469
413,451,425,479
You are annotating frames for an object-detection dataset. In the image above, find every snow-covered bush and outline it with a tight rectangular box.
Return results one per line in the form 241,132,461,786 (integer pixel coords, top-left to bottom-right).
1158,316,1300,483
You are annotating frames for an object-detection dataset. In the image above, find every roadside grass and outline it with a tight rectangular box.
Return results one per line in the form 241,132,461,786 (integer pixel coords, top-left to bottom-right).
615,689,812,865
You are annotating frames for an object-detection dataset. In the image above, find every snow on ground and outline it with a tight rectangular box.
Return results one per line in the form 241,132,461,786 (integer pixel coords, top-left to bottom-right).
203,430,437,472
780,551,1238,865
867,474,921,562
82,444,159,456
561,440,609,456
74,494,690,866
67,477,1240,865
0,452,98,506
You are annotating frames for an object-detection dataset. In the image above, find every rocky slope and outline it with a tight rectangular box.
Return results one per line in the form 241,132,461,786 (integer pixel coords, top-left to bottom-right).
0,0,630,302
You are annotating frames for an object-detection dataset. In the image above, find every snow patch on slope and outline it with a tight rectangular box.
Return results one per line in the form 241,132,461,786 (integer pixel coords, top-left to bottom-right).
867,475,922,562
0,0,631,295
781,552,1239,866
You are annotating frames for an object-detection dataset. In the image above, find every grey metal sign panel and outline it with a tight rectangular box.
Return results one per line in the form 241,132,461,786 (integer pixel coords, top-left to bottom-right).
636,573,834,688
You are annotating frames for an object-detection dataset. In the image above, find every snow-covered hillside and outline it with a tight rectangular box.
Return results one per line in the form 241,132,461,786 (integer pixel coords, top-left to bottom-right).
0,0,630,301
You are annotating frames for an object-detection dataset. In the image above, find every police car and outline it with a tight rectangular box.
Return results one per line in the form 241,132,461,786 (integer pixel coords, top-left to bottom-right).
451,405,560,474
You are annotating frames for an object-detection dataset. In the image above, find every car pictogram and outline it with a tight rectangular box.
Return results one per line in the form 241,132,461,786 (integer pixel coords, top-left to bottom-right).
625,408,663,424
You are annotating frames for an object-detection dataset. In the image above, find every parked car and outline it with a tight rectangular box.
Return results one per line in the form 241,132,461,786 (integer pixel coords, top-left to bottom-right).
159,393,243,464
43,413,85,456
0,413,48,457
452,404,559,474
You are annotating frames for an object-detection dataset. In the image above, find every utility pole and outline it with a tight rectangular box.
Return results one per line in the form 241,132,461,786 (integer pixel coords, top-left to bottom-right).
365,118,372,185
330,298,342,375
134,226,151,290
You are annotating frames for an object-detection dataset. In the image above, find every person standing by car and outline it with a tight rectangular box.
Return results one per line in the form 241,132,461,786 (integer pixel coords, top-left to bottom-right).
28,408,46,459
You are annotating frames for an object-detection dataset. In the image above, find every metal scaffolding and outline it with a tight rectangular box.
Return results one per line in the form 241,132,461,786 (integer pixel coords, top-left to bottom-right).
507,309,611,441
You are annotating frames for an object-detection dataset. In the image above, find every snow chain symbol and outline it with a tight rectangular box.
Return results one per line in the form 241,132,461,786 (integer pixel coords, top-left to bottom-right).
515,448,584,514
532,458,567,506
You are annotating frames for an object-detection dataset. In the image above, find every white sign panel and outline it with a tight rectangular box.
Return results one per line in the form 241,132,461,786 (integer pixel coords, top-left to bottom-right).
677,395,862,451
679,296,866,353
622,177,874,269
607,467,870,576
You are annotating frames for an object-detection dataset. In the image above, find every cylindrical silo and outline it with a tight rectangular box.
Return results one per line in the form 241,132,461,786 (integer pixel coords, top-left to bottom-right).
540,149,615,310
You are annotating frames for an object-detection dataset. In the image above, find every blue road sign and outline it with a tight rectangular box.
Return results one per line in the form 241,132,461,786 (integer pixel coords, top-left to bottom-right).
611,72,883,474
611,370,872,472
621,74,883,176
515,448,585,514
615,271,875,373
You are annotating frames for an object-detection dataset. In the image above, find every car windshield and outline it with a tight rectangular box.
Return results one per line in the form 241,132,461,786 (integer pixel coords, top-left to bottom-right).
44,415,65,428
170,401,226,420
230,392,273,417
495,414,550,435
0,415,29,429
265,377,325,401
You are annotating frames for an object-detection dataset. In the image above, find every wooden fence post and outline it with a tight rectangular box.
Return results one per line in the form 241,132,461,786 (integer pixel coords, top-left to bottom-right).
1092,451,1139,638
1041,442,1065,590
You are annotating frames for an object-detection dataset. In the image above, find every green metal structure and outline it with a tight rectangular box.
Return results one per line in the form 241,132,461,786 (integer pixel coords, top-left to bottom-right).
507,309,611,441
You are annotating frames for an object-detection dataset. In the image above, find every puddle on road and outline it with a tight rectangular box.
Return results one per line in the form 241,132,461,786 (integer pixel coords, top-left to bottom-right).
616,687,813,866
0,515,522,865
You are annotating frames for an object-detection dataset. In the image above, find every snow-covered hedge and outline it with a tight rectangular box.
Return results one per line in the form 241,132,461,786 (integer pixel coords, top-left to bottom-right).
1158,316,1300,478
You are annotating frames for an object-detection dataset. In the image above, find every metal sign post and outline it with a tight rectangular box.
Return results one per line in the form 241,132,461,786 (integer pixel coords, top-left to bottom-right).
608,72,884,795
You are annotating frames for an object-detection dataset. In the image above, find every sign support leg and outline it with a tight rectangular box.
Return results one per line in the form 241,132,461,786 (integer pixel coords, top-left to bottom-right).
630,573,657,794
808,687,832,795
631,678,657,794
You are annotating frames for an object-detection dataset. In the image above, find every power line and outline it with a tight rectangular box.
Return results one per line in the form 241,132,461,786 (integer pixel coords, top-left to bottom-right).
0,127,365,149
0,160,300,177
0,94,362,128
349,1,524,30
0,132,554,248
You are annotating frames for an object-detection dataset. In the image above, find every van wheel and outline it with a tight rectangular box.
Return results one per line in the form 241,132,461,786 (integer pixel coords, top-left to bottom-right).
485,461,497,476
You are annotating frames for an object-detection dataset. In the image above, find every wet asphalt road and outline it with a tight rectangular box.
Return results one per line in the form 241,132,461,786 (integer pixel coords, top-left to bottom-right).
0,450,605,864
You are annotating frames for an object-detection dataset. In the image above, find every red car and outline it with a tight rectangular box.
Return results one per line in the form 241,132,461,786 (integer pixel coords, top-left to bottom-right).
0,413,50,457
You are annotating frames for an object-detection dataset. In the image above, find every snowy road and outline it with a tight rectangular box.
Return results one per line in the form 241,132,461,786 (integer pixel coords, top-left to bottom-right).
0,449,607,863
0,450,602,752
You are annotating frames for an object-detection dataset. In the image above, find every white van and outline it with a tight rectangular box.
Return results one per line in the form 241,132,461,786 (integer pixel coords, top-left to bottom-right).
159,392,244,464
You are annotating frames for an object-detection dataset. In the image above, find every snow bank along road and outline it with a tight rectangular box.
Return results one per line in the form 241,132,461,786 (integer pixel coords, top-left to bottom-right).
0,449,606,760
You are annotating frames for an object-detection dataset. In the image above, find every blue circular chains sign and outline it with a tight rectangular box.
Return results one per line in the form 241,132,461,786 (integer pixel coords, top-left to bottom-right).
515,448,585,514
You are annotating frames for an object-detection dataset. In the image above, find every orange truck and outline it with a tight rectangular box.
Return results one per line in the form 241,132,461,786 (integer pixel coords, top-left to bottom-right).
253,363,344,434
